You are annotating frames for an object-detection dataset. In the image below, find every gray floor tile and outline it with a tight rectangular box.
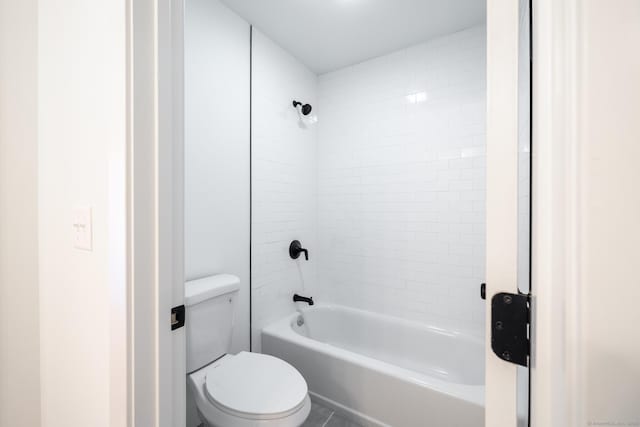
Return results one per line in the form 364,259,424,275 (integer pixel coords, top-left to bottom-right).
302,401,335,427
324,412,363,427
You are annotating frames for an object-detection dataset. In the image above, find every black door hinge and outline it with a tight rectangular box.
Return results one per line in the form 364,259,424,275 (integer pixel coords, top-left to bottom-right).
171,305,185,331
491,292,530,367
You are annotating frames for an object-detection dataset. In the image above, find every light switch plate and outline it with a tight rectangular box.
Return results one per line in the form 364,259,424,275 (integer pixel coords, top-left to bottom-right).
72,206,93,251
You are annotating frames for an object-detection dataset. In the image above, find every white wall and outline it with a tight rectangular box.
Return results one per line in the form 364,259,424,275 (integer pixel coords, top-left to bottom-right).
38,0,127,425
315,26,486,333
184,1,250,424
185,0,251,355
580,0,640,423
0,0,41,425
251,29,318,351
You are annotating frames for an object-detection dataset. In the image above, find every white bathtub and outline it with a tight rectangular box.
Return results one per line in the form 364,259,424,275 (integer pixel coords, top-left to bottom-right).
262,305,484,427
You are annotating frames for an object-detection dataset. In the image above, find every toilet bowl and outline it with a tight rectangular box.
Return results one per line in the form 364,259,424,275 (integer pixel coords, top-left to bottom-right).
185,274,310,427
188,352,311,427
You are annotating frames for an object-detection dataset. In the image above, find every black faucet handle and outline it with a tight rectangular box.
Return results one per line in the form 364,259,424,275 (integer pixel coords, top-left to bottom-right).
289,240,309,261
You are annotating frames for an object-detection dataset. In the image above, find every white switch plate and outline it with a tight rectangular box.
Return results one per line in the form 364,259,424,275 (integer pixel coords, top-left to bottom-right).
72,206,93,251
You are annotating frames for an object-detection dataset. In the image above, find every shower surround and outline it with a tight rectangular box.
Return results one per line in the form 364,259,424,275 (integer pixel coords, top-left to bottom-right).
252,25,487,347
315,26,487,335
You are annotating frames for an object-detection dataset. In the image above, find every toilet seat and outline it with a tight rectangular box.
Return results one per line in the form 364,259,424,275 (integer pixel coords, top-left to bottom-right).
188,352,311,427
205,352,308,420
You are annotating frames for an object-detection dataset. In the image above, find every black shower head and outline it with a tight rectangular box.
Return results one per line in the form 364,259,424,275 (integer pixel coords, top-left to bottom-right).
293,100,313,116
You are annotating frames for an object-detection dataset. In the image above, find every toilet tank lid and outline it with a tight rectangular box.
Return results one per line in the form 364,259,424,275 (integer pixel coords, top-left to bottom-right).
185,274,240,307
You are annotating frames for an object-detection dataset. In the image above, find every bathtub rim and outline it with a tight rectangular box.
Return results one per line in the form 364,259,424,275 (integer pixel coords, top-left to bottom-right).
291,303,485,344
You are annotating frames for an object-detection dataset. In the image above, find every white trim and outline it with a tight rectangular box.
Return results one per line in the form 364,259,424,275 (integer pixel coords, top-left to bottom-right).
128,0,185,425
129,0,159,423
487,2,587,424
530,0,582,426
157,0,186,426
529,0,640,424
485,0,521,426
171,0,186,425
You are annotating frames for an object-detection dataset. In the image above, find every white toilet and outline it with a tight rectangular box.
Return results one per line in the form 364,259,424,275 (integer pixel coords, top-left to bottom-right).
186,274,311,427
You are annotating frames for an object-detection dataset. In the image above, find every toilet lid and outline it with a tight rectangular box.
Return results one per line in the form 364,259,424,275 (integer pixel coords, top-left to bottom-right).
204,352,308,420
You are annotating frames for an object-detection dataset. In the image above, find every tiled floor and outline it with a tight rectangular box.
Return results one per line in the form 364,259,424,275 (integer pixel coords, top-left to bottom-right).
302,400,364,427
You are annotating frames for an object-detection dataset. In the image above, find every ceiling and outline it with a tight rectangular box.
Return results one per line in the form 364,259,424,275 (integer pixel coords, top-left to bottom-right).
220,0,486,74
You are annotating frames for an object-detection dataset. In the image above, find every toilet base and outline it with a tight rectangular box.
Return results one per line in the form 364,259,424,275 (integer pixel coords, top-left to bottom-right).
188,357,311,427
195,394,311,427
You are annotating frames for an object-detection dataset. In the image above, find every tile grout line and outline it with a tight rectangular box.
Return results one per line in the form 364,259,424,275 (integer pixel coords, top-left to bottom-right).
321,411,335,427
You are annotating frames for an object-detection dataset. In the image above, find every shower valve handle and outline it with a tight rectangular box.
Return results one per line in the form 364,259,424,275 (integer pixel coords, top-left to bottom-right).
289,240,309,261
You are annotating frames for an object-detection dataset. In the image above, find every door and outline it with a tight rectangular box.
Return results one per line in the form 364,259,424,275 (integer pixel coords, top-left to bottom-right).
486,0,531,426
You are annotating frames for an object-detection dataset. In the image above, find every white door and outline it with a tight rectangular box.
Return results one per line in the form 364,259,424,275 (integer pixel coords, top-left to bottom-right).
486,0,531,426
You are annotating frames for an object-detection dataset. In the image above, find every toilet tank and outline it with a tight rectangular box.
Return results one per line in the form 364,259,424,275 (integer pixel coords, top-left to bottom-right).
185,274,240,373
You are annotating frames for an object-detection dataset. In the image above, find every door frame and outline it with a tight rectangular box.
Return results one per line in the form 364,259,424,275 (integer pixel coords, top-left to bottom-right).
485,1,522,425
487,0,584,426
128,0,585,426
529,0,583,425
127,0,186,426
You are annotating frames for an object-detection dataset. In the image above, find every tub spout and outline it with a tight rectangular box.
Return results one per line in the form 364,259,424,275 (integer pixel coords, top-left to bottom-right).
293,294,314,306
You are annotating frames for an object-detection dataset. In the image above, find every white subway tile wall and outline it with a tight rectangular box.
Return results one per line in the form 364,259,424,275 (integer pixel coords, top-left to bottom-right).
251,29,319,351
315,26,487,334
252,26,490,345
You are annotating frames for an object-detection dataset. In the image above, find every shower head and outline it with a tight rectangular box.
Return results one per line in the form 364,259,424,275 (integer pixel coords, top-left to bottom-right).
292,100,318,127
292,100,312,116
